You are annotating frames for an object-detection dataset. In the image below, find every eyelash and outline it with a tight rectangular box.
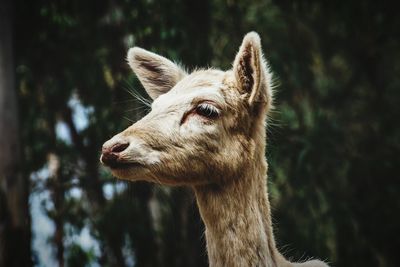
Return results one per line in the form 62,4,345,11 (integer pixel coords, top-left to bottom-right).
195,103,220,119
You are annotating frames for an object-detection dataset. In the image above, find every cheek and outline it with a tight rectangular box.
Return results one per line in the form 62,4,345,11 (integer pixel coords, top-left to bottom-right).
179,117,220,137
155,118,224,171
179,120,223,162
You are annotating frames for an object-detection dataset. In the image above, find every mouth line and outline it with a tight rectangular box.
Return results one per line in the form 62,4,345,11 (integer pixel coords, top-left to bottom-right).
106,161,144,170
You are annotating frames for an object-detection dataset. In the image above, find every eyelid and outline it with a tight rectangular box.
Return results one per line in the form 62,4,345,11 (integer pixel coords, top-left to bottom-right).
197,102,220,114
195,99,222,111
180,101,221,125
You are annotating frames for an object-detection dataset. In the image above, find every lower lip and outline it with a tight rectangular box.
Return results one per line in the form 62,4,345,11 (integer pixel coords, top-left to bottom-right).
108,162,144,170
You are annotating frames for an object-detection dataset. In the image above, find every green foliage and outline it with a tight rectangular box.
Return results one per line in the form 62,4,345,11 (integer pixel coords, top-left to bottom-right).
13,0,399,266
66,243,94,267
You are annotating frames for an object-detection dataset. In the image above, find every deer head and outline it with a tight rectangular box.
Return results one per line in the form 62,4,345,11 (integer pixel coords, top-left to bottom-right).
101,32,273,186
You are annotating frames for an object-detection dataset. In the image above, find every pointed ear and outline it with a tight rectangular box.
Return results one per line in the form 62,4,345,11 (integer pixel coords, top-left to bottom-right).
127,47,186,100
233,32,273,109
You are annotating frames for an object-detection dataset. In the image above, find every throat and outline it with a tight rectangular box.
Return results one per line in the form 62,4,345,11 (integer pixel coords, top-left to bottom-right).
193,167,278,267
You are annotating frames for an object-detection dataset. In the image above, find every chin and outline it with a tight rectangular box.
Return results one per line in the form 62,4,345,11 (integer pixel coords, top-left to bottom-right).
109,165,151,182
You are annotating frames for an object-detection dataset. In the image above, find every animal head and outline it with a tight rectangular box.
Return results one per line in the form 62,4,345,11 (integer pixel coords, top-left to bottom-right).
101,32,273,186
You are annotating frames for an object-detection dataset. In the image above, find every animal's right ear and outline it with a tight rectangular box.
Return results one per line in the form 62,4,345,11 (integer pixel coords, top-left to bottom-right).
127,47,186,100
233,32,272,110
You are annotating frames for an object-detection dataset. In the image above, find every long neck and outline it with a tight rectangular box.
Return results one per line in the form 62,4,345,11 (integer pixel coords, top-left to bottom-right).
194,156,281,267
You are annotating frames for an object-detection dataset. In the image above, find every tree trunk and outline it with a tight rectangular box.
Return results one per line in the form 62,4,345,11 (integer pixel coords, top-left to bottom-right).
47,153,64,267
0,0,31,266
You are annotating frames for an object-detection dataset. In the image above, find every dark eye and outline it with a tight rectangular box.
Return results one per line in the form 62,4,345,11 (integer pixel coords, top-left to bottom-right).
195,103,220,119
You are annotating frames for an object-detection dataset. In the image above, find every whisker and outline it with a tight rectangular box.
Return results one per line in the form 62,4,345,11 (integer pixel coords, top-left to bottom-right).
125,89,152,107
123,116,135,123
124,106,151,113
121,81,152,108
112,99,144,104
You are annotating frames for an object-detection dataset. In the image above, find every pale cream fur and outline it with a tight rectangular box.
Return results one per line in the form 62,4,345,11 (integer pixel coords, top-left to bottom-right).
101,32,329,267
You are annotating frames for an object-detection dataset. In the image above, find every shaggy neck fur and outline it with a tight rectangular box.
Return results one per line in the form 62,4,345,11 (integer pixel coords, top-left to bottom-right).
194,115,281,267
194,165,278,267
193,133,324,267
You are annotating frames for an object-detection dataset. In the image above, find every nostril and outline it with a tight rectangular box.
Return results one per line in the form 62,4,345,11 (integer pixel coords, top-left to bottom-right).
111,142,129,153
101,152,118,166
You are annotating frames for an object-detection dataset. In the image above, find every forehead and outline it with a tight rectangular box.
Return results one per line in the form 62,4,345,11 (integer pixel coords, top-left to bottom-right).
174,69,225,92
153,70,227,108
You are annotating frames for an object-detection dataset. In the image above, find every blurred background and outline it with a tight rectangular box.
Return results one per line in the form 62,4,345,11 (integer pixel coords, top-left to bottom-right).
0,0,399,266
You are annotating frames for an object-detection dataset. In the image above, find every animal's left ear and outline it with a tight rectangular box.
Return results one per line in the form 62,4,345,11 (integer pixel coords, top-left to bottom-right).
233,32,273,109
127,47,186,100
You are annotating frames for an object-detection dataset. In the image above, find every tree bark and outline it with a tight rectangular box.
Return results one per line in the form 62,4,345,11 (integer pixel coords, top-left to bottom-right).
0,0,31,266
